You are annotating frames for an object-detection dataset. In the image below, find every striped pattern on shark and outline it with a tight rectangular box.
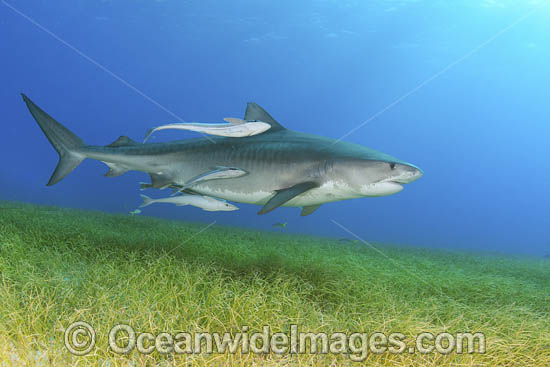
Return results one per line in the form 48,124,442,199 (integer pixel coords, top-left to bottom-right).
22,94,423,216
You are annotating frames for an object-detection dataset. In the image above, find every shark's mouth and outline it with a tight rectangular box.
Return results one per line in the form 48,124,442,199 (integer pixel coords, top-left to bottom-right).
386,172,420,184
388,181,405,190
362,181,404,197
376,177,406,185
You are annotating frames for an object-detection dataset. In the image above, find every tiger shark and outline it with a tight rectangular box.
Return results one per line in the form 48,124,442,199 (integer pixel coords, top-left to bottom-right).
22,94,423,216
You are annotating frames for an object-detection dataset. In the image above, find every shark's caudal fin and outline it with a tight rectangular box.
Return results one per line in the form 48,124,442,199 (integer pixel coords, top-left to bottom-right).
21,94,86,186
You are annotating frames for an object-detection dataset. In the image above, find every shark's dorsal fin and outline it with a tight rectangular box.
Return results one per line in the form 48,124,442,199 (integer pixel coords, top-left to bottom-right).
245,103,285,131
108,136,139,147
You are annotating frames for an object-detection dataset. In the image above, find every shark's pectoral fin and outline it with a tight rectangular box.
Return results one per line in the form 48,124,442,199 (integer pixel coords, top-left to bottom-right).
258,182,319,215
301,204,321,216
103,162,129,177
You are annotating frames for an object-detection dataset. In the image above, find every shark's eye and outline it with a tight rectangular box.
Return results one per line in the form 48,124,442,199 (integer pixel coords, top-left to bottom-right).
389,163,396,170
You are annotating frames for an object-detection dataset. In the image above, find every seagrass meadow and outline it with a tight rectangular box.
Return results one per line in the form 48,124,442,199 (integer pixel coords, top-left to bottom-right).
0,200,549,366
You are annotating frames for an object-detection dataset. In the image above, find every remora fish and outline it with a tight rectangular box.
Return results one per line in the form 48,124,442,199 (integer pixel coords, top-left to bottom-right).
22,94,423,216
143,118,271,142
272,222,287,228
139,165,247,194
179,166,248,190
139,182,181,191
139,194,239,211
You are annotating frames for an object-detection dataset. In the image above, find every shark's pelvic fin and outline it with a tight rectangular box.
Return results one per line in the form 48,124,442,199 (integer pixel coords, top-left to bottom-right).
21,94,86,186
245,103,286,132
107,136,139,147
103,162,129,177
149,173,174,189
301,204,321,216
258,182,319,215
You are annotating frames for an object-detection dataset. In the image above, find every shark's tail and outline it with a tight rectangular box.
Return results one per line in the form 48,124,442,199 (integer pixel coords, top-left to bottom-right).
139,194,154,208
22,94,86,186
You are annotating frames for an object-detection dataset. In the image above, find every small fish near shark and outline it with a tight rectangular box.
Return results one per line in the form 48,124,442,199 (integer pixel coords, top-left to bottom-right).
177,166,248,192
138,166,248,196
272,222,287,229
22,94,423,216
140,194,239,212
143,118,271,142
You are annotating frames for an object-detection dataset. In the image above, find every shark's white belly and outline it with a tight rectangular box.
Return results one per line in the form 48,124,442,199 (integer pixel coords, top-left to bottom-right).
192,180,363,207
192,179,404,207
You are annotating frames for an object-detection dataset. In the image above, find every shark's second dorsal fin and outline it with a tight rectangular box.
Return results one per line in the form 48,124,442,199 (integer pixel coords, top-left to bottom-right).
245,103,285,131
107,136,139,147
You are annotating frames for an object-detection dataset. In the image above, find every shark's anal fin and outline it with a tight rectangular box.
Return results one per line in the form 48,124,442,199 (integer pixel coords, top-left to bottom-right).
301,204,321,216
258,182,319,215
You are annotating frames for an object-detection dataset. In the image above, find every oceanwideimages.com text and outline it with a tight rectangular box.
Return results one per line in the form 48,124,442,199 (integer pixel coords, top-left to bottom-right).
65,322,486,361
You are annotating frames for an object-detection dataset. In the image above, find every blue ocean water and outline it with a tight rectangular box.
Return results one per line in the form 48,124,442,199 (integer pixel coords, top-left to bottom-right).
1,0,549,256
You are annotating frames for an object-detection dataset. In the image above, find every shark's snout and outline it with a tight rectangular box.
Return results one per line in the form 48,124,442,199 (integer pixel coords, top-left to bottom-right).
383,163,424,184
391,163,423,184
